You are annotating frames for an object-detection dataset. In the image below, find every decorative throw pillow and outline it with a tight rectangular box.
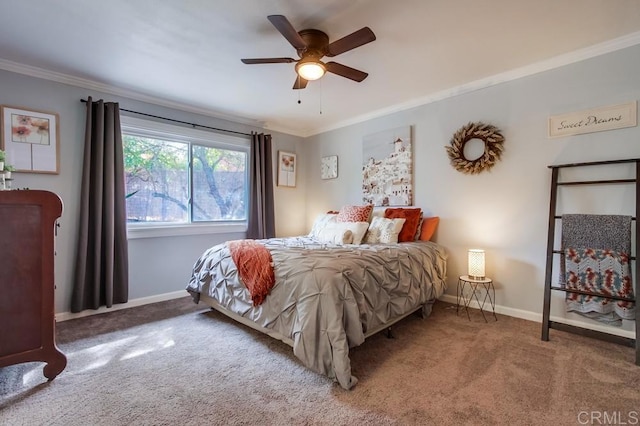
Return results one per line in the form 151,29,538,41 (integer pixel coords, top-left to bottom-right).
413,213,425,240
370,208,386,219
419,217,440,241
308,213,338,238
336,204,374,223
384,208,422,242
333,221,370,245
316,227,354,244
364,216,406,244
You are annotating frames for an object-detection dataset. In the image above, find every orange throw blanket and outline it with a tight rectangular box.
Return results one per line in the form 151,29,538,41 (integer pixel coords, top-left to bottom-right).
227,240,275,306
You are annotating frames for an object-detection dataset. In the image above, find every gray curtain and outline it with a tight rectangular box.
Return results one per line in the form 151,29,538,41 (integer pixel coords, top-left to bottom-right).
71,97,129,312
246,132,275,239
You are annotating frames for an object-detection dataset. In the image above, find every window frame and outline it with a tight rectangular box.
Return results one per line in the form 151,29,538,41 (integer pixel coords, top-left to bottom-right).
121,115,250,239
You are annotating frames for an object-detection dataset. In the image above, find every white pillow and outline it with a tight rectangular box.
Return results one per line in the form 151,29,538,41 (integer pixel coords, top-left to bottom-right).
370,208,386,219
333,221,370,245
309,213,338,238
364,216,406,244
316,227,354,244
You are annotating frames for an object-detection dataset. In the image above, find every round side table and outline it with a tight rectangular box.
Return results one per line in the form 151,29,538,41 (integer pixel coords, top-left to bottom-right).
456,275,497,322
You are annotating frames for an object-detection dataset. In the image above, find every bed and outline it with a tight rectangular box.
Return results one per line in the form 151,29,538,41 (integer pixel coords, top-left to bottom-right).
186,208,447,390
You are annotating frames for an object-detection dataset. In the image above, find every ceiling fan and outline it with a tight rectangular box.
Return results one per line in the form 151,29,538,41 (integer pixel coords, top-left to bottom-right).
241,15,376,90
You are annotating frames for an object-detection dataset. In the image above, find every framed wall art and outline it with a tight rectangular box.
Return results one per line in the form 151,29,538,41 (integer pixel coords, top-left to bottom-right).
277,150,296,187
362,126,413,206
0,105,60,174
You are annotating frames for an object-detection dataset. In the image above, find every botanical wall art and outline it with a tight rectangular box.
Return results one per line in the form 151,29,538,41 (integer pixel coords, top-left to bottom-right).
277,150,296,187
362,126,413,206
445,121,505,175
0,105,59,174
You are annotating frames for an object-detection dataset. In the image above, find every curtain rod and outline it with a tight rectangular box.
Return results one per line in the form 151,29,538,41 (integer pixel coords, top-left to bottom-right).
80,98,253,137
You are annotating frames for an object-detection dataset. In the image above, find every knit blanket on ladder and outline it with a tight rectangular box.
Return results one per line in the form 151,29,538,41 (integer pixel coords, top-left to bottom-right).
561,214,635,325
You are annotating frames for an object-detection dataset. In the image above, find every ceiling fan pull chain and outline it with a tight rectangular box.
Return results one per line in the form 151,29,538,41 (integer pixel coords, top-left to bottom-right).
297,75,302,104
319,79,323,115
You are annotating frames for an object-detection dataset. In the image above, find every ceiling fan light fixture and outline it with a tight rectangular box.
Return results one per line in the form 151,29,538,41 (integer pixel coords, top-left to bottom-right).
241,15,375,89
296,60,326,81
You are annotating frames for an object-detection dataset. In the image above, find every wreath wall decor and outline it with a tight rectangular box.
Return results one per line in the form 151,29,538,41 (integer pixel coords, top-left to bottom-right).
445,122,505,174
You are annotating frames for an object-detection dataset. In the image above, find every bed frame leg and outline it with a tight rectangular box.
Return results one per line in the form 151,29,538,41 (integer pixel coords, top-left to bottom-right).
386,327,395,339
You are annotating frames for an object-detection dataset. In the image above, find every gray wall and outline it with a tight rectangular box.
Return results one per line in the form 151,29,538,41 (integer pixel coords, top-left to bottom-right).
0,69,305,314
2,41,639,337
302,44,640,334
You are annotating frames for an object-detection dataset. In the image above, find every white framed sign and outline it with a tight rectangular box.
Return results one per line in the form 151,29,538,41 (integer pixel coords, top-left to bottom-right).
548,101,637,138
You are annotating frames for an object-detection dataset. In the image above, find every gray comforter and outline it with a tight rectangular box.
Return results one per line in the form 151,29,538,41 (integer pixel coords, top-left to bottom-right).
186,236,447,389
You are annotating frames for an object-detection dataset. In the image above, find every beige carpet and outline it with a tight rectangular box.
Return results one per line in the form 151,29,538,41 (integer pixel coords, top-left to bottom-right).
1,297,639,425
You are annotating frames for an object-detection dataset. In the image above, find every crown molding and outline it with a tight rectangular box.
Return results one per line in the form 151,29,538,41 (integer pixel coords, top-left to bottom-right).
2,30,640,139
308,31,640,137
0,58,266,129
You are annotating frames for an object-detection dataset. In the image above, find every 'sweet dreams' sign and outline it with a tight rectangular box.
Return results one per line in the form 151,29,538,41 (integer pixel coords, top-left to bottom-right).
548,102,637,137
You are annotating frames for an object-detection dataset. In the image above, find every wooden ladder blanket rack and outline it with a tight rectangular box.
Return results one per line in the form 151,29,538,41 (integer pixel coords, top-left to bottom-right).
541,158,639,365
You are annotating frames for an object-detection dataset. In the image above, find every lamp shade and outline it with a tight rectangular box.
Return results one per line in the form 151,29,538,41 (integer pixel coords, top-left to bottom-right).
296,60,326,81
468,249,485,279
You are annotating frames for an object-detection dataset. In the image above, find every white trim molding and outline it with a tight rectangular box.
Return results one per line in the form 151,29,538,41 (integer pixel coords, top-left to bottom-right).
55,290,189,322
0,58,266,130
307,31,640,137
439,294,635,339
2,32,640,138
57,289,635,341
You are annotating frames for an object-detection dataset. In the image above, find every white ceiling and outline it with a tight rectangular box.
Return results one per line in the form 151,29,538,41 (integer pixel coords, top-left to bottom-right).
1,0,640,136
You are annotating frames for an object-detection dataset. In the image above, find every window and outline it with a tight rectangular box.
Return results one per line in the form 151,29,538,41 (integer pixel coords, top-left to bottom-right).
121,116,249,238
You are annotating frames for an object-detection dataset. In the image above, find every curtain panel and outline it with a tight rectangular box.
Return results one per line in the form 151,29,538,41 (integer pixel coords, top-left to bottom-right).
71,97,129,312
247,132,275,239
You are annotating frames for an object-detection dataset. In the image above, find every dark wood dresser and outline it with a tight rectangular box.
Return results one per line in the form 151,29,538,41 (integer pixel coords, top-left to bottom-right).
0,190,67,380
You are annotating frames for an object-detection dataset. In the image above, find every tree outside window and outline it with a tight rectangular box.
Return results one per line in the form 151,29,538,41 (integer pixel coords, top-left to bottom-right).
123,132,248,224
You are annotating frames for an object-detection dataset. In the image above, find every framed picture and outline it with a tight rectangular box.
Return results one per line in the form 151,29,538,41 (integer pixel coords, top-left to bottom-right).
0,105,60,174
277,151,296,187
362,126,413,206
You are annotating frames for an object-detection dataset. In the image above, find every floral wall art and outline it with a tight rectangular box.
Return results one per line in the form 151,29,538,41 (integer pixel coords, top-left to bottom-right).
0,106,59,173
362,126,413,206
277,150,296,187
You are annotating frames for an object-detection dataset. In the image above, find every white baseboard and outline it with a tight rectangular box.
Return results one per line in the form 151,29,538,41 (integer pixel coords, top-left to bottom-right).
56,290,635,340
438,294,635,339
55,290,189,322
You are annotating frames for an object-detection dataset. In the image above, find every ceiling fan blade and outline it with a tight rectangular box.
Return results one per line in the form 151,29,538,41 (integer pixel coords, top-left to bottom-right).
241,57,296,64
325,62,368,82
326,27,376,57
267,15,307,50
292,76,309,90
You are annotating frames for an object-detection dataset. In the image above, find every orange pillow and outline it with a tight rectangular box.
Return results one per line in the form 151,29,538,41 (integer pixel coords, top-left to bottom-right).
419,217,440,241
384,208,422,242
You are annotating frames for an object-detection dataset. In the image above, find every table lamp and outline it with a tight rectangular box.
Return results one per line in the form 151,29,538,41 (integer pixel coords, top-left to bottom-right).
468,249,485,280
